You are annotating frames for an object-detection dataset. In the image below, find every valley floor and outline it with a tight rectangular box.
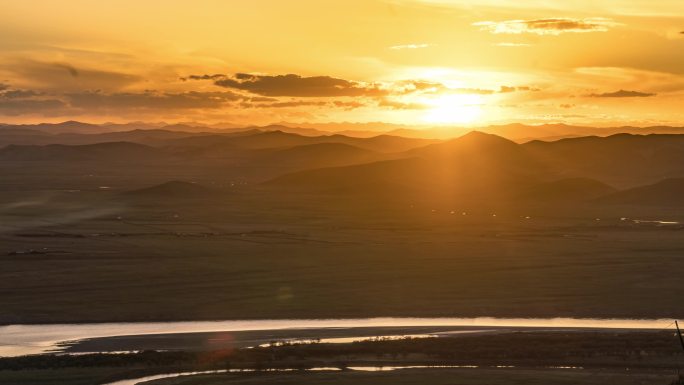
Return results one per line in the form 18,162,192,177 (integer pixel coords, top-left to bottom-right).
1,191,684,323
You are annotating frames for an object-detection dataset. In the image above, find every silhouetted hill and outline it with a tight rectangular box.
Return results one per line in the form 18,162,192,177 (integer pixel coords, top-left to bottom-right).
523,134,684,187
160,130,434,156
345,134,437,153
518,178,617,203
595,178,684,206
267,131,547,203
266,158,426,195
255,143,381,167
405,131,549,178
249,124,332,137
0,128,54,146
57,129,209,146
409,131,524,157
7,121,108,134
0,142,163,162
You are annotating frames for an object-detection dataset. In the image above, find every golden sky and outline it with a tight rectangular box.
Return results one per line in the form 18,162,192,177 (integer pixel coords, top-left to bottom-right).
1,0,683,126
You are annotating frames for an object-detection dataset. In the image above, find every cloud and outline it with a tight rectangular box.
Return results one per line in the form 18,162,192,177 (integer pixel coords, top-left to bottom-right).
66,91,242,110
1,89,41,99
240,99,369,110
241,100,328,109
494,42,532,47
447,86,538,95
54,63,79,78
0,86,64,115
474,18,619,35
190,73,389,97
0,83,8,91
389,43,433,50
0,87,249,116
332,100,367,110
180,74,226,81
588,89,656,98
0,99,66,115
378,99,427,110
499,86,526,93
404,0,682,17
0,59,141,91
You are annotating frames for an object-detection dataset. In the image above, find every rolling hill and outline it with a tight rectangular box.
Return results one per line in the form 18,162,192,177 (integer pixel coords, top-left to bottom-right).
523,134,684,187
266,131,548,203
517,178,617,203
594,178,684,206
0,142,164,162
253,142,382,168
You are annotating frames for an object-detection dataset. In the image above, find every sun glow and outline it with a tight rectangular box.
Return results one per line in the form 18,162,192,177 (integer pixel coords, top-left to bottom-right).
423,94,484,124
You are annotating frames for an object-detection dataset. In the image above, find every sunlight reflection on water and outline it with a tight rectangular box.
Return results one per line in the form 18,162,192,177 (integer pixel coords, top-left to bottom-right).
0,317,674,357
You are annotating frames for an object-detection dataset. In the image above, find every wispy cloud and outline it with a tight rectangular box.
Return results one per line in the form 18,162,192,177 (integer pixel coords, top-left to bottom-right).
474,18,620,35
494,42,532,47
400,0,681,18
389,43,433,50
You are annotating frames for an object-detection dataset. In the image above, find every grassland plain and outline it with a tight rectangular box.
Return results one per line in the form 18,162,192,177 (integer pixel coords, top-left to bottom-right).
142,368,674,385
1,190,684,324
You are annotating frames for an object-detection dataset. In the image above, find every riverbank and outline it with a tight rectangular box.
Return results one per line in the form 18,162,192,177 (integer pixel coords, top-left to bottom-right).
2,329,683,385
142,367,677,385
1,317,675,357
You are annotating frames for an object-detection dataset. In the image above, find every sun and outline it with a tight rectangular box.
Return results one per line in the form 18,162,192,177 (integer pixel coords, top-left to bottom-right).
422,94,484,125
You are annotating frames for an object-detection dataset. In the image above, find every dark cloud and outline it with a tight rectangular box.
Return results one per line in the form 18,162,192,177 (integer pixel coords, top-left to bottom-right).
66,90,242,110
589,89,656,98
54,63,79,78
0,87,59,115
190,73,389,97
180,74,225,81
0,99,66,116
0,88,246,116
186,72,535,100
0,83,8,91
475,18,618,35
0,59,141,92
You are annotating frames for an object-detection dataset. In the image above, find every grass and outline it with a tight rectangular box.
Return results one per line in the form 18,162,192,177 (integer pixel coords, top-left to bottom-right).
2,190,684,324
142,368,676,385
0,367,674,385
0,367,165,385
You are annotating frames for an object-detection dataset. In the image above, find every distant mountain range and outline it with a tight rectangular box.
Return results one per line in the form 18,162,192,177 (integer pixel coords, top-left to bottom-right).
2,123,684,207
3,120,684,143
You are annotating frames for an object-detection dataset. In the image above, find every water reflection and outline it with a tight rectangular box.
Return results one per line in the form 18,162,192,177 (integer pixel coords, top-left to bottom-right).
0,317,673,357
103,364,586,385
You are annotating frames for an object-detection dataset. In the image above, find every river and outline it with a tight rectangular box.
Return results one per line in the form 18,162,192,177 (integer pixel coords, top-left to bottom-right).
0,317,674,357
